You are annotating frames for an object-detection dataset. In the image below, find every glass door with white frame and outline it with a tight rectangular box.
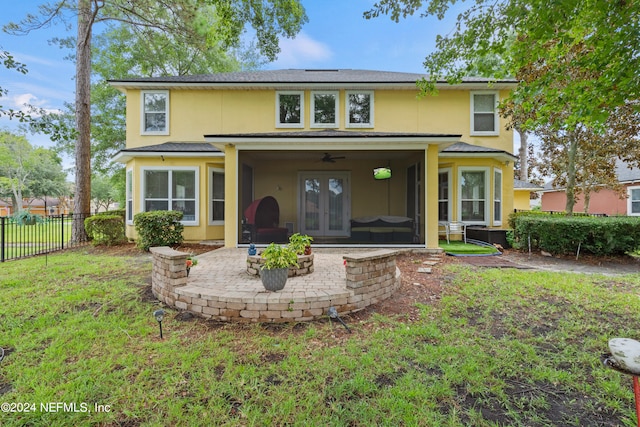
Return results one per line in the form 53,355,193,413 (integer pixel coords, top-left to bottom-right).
299,172,350,237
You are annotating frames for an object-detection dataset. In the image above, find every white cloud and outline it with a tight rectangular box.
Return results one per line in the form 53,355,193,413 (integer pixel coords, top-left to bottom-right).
8,93,62,116
273,32,333,67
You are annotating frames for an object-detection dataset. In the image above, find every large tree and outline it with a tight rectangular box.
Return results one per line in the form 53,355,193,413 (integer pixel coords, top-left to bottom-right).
0,130,67,213
367,0,640,213
366,0,638,127
4,0,307,241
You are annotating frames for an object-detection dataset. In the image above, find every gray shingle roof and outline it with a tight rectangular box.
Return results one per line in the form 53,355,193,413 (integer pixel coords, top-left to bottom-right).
514,179,543,190
440,141,517,160
118,142,221,153
109,69,516,87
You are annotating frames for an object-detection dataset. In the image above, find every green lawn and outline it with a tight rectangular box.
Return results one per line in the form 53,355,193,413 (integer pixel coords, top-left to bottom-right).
1,248,639,426
439,240,500,255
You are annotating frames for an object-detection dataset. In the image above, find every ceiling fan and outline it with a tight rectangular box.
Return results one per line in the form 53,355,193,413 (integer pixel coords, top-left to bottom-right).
321,152,346,163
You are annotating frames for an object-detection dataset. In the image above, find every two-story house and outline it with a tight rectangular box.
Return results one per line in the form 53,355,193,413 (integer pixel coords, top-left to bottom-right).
110,69,517,249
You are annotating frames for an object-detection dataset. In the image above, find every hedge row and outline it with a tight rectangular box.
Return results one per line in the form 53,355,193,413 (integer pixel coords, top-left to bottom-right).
84,212,127,246
133,210,184,251
509,213,640,256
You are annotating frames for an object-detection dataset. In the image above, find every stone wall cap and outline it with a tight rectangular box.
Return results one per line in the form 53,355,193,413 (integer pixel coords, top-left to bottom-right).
150,246,188,257
343,250,398,262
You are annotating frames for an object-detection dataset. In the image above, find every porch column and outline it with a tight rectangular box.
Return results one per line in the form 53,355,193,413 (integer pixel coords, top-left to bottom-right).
224,144,238,248
425,144,440,249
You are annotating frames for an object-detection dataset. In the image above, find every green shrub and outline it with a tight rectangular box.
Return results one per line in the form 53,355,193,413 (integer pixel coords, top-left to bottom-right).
84,214,127,246
511,214,640,256
94,209,126,218
133,210,184,251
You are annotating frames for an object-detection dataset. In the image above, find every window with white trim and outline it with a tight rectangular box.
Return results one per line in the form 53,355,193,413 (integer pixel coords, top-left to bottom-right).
470,91,499,135
346,91,374,128
629,186,640,216
141,90,169,135
311,91,339,128
126,169,133,224
209,168,225,224
438,169,451,222
142,167,198,225
276,91,304,127
494,168,503,225
459,168,489,224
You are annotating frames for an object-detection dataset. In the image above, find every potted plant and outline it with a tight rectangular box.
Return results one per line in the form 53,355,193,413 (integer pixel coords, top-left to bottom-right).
288,233,314,255
260,242,298,291
186,255,198,277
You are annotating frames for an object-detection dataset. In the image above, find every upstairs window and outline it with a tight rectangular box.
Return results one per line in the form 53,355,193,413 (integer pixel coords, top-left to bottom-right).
276,91,304,128
141,90,169,135
346,91,374,128
311,91,339,128
470,91,498,136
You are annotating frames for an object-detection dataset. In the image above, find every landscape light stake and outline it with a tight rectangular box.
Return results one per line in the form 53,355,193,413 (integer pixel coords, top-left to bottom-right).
602,338,640,427
153,309,165,339
327,306,351,333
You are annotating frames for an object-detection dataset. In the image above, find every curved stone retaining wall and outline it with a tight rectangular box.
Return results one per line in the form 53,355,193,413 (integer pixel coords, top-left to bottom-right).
150,246,400,323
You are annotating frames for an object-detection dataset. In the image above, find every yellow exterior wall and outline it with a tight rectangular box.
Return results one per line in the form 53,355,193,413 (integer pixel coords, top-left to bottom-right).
438,158,514,229
514,190,533,211
126,88,513,154
121,83,515,247
123,157,226,243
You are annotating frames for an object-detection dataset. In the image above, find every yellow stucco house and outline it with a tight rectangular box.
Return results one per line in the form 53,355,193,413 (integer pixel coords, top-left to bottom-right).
110,69,518,249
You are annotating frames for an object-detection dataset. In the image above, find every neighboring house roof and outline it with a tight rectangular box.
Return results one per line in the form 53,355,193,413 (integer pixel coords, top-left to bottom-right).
542,159,640,191
109,69,517,91
514,179,543,191
114,142,223,163
439,141,518,162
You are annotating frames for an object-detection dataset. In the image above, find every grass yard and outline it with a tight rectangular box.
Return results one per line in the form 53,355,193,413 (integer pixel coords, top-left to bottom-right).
439,240,500,255
1,247,640,426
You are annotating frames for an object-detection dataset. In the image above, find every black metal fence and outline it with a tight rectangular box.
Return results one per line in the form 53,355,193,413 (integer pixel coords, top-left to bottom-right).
0,213,91,262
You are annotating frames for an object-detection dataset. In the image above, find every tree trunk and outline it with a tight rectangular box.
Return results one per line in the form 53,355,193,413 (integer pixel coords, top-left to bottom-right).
583,191,591,213
564,135,579,215
517,128,528,181
72,0,93,242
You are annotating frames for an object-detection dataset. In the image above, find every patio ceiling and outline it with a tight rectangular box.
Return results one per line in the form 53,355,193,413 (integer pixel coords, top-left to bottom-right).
241,149,422,162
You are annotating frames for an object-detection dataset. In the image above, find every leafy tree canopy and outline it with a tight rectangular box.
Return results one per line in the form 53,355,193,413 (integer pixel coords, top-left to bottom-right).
0,130,68,212
365,0,639,129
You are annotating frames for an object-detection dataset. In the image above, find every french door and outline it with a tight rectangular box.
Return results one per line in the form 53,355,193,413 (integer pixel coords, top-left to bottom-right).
299,172,350,237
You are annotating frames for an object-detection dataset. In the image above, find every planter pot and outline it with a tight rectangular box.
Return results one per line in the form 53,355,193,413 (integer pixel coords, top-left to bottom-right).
260,267,288,291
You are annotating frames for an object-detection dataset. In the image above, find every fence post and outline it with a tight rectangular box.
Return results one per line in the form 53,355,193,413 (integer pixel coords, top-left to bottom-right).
61,213,65,250
1,216,5,262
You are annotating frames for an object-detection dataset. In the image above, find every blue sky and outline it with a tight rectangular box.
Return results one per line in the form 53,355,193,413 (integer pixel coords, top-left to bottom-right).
0,1,460,153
